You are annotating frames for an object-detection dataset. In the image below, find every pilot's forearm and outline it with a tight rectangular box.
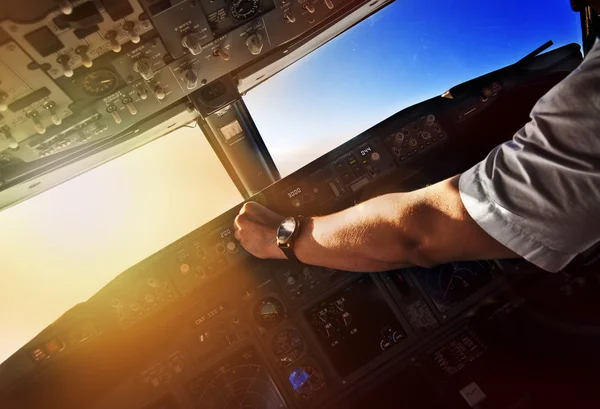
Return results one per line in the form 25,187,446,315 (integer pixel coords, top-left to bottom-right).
294,192,427,272
293,176,516,271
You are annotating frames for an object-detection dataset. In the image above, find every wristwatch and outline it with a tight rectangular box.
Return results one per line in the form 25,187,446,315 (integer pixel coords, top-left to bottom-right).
276,216,304,262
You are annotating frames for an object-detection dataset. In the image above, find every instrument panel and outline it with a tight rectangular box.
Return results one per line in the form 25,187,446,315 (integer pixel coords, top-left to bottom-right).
0,41,594,409
0,0,392,197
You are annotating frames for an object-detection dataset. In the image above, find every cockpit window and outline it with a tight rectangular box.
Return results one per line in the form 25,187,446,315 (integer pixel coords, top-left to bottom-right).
243,0,582,177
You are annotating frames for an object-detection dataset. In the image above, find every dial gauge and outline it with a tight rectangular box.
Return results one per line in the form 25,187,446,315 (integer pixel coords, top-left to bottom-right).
272,329,304,366
81,69,118,96
254,297,285,329
230,0,260,20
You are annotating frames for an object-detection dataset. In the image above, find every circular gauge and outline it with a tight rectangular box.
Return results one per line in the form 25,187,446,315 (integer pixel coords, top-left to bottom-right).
254,297,285,328
272,329,304,366
288,365,326,398
230,0,260,20
81,69,118,96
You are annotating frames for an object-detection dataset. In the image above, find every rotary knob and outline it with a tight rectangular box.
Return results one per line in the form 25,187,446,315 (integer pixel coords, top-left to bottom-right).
182,68,198,89
245,33,264,56
181,32,204,55
133,58,155,81
56,54,73,78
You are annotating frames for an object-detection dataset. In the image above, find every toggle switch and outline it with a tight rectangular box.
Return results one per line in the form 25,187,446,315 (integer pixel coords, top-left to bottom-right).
303,2,316,13
44,101,62,125
121,97,137,115
26,111,46,134
283,11,296,23
105,30,121,52
0,125,18,149
75,45,93,68
106,105,121,124
154,85,166,100
213,47,230,61
56,54,73,77
122,21,140,44
324,0,334,9
0,91,8,112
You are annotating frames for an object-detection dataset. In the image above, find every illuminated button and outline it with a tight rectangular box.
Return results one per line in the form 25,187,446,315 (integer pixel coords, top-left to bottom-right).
347,155,358,166
370,152,380,161
226,241,238,253
180,263,190,274
131,303,140,311
44,338,64,355
111,298,122,308
148,277,159,287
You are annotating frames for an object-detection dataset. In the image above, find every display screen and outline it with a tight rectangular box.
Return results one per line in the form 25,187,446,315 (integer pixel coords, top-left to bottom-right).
24,26,64,57
410,261,499,313
187,346,287,408
306,275,407,377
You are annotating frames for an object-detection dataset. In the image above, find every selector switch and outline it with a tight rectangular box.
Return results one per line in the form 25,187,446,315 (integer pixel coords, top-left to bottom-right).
26,111,46,134
122,21,140,44
182,68,198,89
56,54,73,77
181,32,204,55
44,101,62,125
75,45,93,68
133,58,155,81
245,33,264,55
105,30,121,52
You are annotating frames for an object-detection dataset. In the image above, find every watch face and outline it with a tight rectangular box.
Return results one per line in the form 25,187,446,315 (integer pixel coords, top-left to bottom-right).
277,217,297,245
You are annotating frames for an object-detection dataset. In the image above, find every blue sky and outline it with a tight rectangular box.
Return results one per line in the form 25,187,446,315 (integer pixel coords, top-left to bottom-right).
244,0,582,176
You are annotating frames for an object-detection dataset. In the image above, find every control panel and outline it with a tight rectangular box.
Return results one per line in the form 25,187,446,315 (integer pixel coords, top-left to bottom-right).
0,0,392,186
1,43,595,409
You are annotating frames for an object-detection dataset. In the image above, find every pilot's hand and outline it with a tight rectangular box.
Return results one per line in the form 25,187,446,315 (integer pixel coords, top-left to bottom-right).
234,201,287,260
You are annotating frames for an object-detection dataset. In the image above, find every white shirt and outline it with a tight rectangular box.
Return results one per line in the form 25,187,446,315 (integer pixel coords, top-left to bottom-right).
459,40,600,272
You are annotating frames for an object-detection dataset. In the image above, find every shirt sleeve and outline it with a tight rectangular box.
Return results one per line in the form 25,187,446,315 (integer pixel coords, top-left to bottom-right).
459,40,600,272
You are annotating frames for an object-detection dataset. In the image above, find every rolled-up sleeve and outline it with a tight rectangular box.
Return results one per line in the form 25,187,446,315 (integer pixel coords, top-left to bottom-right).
459,40,600,272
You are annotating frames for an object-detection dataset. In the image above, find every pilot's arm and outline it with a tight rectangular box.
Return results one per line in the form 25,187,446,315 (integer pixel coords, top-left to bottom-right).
234,39,600,273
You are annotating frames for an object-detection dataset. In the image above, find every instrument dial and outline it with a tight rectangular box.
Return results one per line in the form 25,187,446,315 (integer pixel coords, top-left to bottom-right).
81,69,118,96
230,0,260,20
254,297,285,328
